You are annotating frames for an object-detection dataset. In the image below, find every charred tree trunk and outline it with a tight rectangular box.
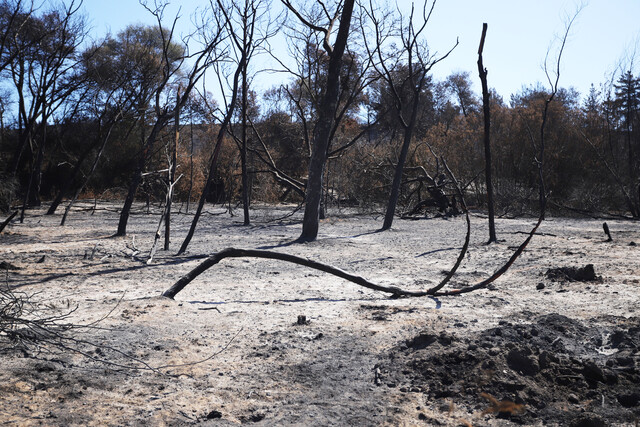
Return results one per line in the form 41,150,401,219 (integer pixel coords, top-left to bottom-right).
165,93,180,250
116,118,167,236
0,210,18,233
186,120,194,214
477,23,497,243
298,0,355,242
177,59,244,255
382,92,420,231
240,62,250,225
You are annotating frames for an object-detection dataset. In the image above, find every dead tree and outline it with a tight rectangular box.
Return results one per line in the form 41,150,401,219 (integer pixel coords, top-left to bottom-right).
264,8,377,215
282,0,356,242
363,0,457,231
177,0,248,255
220,0,278,226
536,7,581,216
115,1,225,236
477,23,497,243
164,89,180,250
162,149,542,300
164,159,470,299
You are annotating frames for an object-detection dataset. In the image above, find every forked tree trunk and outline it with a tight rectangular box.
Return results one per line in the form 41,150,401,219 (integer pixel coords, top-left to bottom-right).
298,0,355,242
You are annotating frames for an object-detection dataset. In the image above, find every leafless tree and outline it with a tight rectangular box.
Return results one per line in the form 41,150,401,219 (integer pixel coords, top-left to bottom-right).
363,0,457,231
282,0,356,241
219,0,278,225
176,0,250,254
115,0,226,236
477,23,496,243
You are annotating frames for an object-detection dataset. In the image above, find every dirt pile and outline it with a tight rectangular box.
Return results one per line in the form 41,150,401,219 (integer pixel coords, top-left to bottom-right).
379,313,640,425
546,264,599,282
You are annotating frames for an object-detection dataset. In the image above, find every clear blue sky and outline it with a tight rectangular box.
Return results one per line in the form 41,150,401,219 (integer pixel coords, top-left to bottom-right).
83,0,640,102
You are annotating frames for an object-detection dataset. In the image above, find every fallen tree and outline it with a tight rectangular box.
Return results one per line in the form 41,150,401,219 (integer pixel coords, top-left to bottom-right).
161,216,541,299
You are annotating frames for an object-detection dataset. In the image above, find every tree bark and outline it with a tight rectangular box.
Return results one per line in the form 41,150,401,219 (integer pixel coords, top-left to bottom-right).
477,23,497,243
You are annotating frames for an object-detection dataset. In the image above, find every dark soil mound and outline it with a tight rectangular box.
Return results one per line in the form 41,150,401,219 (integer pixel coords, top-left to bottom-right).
379,313,640,425
546,264,598,282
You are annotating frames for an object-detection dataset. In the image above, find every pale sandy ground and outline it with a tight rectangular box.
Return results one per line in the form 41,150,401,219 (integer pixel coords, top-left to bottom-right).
0,202,638,426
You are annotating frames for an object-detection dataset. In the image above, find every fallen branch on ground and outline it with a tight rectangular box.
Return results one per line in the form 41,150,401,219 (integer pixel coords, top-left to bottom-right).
0,211,18,234
161,215,540,299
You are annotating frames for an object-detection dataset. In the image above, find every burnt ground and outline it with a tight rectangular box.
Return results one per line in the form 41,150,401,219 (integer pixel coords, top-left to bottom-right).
0,203,639,426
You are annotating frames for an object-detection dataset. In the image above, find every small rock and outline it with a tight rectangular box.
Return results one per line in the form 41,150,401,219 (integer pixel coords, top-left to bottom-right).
406,332,438,350
507,348,540,376
604,371,618,385
438,332,454,346
206,410,222,419
582,361,605,383
0,261,20,270
536,282,545,290
568,393,580,404
546,264,597,282
617,392,639,408
569,414,607,427
296,315,308,325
